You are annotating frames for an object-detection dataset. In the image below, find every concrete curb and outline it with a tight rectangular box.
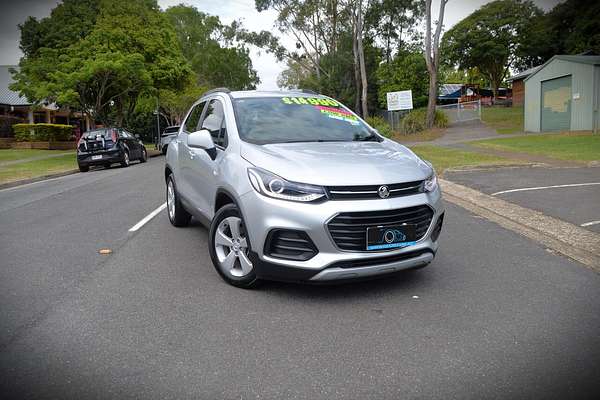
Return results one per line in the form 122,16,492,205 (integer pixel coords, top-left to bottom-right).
440,178,600,272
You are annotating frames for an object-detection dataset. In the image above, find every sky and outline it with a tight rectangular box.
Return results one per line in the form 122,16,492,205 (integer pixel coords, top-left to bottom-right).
0,0,563,90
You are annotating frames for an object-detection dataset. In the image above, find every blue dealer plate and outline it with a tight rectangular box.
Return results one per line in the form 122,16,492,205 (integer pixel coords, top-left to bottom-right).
366,224,416,251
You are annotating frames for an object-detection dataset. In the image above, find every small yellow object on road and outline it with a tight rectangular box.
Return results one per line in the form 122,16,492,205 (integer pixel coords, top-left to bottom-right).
98,248,112,255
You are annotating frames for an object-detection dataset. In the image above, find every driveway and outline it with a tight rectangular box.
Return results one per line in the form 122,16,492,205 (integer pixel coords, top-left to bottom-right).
445,166,600,233
1,158,599,399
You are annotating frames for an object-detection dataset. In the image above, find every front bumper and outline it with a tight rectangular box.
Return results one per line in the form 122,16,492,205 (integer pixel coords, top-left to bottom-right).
240,187,444,282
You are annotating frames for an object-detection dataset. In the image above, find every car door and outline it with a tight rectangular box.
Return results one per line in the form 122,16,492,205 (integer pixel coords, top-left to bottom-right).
124,130,140,159
178,101,206,203
185,98,228,218
120,130,137,159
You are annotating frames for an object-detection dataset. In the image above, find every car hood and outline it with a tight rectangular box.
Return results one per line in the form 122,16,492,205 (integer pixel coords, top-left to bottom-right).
240,140,432,186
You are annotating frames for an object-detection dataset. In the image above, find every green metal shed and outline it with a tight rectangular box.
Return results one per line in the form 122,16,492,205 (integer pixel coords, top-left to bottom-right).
524,55,600,133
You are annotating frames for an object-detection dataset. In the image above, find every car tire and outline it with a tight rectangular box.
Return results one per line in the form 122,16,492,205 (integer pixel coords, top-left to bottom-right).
78,165,89,172
120,150,130,168
140,147,147,163
166,174,191,227
208,204,260,289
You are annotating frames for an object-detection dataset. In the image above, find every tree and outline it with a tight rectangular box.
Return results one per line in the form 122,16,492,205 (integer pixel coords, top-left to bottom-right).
377,49,428,109
518,0,600,69
423,0,447,129
164,5,259,89
364,0,423,64
441,0,542,100
11,0,190,127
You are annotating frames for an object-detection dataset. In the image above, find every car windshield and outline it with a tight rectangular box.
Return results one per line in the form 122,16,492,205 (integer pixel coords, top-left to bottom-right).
233,96,380,145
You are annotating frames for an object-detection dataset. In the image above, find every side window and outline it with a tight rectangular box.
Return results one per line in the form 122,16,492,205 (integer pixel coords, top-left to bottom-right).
201,99,226,147
220,119,228,148
183,102,206,133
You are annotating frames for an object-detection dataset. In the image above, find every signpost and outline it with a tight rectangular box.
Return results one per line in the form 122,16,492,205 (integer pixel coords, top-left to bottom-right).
386,90,413,131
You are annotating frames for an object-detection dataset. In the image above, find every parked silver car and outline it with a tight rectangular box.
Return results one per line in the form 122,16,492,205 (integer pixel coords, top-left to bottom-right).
160,126,180,154
165,89,444,288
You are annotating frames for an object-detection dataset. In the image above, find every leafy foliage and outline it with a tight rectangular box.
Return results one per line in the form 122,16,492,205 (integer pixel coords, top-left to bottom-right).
11,0,190,128
365,116,393,138
376,50,428,109
13,124,74,142
401,109,448,134
441,0,541,97
164,5,259,90
517,0,600,69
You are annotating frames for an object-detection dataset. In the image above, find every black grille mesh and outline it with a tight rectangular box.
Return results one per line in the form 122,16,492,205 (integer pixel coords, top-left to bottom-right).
327,205,434,251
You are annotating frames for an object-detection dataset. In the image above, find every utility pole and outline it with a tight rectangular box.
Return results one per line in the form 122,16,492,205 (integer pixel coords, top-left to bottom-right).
155,97,160,150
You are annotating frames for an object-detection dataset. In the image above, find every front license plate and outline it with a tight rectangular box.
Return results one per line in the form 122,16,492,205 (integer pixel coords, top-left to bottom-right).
366,224,416,250
91,155,102,160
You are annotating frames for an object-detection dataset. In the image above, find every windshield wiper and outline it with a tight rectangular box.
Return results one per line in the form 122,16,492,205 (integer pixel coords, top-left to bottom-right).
353,134,381,142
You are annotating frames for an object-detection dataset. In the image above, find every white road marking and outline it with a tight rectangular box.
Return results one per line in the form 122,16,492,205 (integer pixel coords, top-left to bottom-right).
581,220,600,227
129,202,167,232
491,182,600,196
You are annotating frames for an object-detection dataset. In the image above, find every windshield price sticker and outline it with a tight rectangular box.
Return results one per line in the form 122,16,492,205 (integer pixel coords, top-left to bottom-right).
282,97,339,107
316,105,359,125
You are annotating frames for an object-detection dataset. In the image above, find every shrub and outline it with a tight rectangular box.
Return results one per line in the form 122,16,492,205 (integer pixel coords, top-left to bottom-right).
400,108,448,134
13,123,75,142
365,115,394,138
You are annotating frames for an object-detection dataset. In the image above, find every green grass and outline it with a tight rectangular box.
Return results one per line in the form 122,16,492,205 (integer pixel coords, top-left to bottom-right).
410,145,518,173
472,132,600,162
481,106,524,134
0,154,77,185
0,149,74,163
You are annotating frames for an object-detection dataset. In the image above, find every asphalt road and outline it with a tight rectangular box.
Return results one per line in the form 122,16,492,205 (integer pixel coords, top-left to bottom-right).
1,158,600,399
445,166,600,233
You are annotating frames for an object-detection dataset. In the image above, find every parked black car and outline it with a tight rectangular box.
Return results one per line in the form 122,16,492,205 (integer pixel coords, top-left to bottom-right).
160,126,180,155
77,128,147,172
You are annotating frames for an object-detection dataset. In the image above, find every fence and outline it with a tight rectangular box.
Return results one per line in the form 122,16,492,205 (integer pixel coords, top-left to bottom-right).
436,100,481,124
379,110,411,131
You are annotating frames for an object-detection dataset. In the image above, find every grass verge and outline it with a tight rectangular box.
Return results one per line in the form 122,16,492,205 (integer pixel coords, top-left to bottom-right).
410,145,518,174
0,149,73,163
472,131,600,162
393,128,446,143
481,106,524,134
0,154,77,185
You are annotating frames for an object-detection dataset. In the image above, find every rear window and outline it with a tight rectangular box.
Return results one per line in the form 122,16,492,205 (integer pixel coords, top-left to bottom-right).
84,129,115,139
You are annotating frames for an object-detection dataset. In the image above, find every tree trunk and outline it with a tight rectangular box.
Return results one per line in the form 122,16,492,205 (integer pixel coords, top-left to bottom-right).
352,9,361,114
356,0,368,118
423,0,447,128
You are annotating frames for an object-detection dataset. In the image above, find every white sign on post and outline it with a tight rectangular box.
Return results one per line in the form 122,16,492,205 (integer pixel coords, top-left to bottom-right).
386,90,413,111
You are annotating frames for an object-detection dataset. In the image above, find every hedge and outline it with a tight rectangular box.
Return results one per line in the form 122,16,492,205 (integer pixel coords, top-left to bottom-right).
401,109,448,135
13,123,75,142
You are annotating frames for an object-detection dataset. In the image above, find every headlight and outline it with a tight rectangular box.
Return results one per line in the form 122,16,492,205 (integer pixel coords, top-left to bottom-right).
423,172,438,192
247,168,326,202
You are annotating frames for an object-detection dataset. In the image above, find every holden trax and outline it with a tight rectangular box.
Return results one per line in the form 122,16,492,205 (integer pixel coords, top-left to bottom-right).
165,89,444,288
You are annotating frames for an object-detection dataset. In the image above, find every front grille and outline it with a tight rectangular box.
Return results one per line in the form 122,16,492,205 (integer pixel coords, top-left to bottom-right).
326,180,423,200
265,229,318,261
327,205,434,251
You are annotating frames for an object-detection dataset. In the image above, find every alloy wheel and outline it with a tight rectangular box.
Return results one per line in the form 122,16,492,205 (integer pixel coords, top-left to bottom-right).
167,180,175,221
214,216,252,277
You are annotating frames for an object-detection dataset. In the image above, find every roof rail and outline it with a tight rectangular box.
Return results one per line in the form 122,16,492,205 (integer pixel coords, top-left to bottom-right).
202,87,231,96
299,88,318,95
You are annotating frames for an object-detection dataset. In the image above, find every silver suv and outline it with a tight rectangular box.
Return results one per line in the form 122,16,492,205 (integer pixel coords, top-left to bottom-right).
165,89,444,288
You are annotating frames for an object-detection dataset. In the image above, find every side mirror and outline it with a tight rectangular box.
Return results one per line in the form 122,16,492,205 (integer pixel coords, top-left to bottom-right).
187,129,216,160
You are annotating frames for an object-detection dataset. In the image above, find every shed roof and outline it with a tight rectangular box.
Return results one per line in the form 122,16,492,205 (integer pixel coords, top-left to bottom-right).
524,55,600,82
506,66,541,82
0,66,30,106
